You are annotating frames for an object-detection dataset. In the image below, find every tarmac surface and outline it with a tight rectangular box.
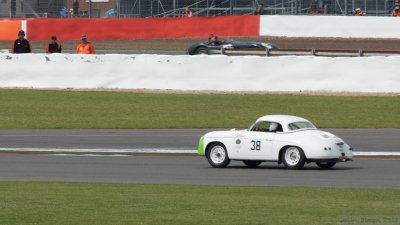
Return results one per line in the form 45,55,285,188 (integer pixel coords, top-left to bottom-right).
0,129,399,188
0,154,399,188
0,128,399,152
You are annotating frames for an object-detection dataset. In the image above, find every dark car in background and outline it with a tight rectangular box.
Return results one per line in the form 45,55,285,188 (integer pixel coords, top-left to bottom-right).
188,39,278,55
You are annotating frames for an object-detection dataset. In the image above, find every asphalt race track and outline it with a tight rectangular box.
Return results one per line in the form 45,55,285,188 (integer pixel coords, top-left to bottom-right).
0,129,399,188
0,128,399,152
0,154,399,188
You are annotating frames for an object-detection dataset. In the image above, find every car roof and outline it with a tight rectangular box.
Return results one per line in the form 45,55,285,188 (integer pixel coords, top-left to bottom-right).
256,115,311,126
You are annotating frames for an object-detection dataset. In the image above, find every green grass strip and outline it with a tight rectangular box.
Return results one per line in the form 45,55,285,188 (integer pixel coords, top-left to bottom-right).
0,182,399,225
0,89,399,128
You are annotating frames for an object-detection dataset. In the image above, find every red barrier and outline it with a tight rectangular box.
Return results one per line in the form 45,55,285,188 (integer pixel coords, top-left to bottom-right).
27,16,260,40
0,20,22,40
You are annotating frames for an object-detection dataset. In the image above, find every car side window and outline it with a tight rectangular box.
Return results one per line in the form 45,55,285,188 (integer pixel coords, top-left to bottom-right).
272,123,283,132
251,121,283,132
251,121,269,132
288,121,315,131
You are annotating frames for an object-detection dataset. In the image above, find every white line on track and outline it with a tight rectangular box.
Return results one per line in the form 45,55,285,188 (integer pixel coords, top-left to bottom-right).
352,151,400,156
0,134,198,137
51,154,133,157
0,148,400,156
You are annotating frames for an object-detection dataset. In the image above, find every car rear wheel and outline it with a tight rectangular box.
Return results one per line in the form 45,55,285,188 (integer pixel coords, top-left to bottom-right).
206,143,230,168
282,146,306,170
195,47,208,55
316,162,336,169
243,160,262,168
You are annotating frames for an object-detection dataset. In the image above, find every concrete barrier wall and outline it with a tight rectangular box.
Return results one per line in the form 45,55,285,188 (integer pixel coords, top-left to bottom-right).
0,53,398,93
0,16,400,40
0,16,259,41
0,20,26,40
2,16,400,40
27,16,259,40
259,15,400,39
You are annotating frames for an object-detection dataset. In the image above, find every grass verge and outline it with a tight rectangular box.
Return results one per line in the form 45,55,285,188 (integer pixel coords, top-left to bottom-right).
0,182,399,225
0,89,399,128
3,37,400,52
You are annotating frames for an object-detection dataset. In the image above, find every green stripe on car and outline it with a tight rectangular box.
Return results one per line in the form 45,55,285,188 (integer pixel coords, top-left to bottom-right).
198,136,205,156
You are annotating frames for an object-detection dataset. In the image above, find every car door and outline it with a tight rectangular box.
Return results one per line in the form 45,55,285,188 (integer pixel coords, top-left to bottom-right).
241,131,274,158
207,44,222,54
235,121,276,159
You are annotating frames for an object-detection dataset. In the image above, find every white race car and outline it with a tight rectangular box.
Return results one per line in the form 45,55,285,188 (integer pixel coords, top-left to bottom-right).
198,115,353,169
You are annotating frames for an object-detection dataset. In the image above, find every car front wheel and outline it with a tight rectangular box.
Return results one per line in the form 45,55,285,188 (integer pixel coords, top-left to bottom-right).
316,162,336,169
206,143,230,168
195,47,208,55
243,160,262,168
282,146,306,170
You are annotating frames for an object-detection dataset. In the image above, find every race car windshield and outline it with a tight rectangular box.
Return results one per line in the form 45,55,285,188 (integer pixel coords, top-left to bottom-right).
288,121,316,131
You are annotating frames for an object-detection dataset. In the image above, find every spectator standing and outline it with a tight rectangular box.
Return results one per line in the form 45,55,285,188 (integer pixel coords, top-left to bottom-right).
182,7,193,17
392,6,400,16
60,6,68,18
254,3,264,15
353,8,363,16
76,34,96,54
12,30,31,54
387,0,395,14
69,8,74,17
309,0,319,14
323,0,332,13
73,0,79,17
46,36,62,53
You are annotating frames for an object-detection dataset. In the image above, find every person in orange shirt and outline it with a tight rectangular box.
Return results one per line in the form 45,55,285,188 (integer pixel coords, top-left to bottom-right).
76,34,95,54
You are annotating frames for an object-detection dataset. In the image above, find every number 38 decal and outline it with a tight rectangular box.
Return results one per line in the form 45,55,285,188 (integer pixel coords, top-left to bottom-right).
250,140,261,151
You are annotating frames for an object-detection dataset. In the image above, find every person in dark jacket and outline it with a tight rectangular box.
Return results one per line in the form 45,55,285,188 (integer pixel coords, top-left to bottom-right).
12,30,31,54
254,3,264,15
46,36,62,53
73,0,79,17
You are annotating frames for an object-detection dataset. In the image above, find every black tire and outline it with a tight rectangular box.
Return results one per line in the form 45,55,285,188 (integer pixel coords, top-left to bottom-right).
282,146,306,170
243,160,262,168
195,47,208,55
206,143,230,168
316,162,336,169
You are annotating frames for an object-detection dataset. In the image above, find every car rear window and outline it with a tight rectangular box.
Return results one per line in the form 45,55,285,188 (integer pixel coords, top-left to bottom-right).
288,121,316,131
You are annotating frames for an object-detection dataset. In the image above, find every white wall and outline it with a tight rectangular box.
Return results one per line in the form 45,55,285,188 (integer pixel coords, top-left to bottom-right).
260,15,400,39
0,53,399,93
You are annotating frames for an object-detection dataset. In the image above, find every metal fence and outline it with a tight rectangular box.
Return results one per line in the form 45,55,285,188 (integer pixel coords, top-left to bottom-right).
119,0,399,17
0,0,397,18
